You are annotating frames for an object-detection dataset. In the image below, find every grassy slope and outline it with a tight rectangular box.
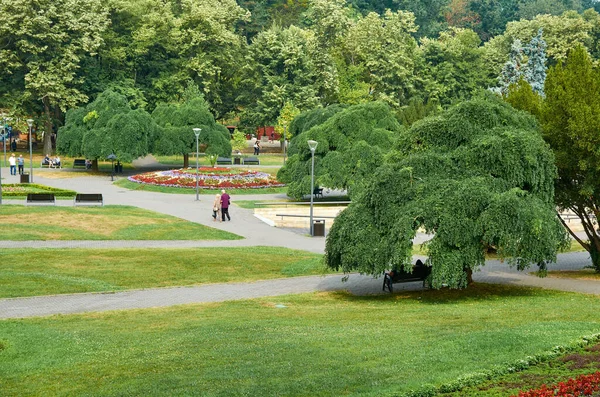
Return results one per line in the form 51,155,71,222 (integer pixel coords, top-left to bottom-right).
1,285,599,396
0,247,325,297
0,205,240,241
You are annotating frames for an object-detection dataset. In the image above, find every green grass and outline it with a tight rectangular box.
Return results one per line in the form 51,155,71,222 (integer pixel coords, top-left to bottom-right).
0,205,241,241
0,247,325,297
114,178,287,195
1,183,76,197
1,285,600,396
155,153,287,167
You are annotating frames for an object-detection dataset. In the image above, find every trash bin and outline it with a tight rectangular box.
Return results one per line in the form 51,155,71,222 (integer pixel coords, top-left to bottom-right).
313,219,325,237
115,162,123,173
20,173,29,183
233,157,241,165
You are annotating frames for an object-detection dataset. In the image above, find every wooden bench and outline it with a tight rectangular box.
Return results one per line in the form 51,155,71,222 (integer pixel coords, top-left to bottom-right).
243,157,260,165
73,159,87,168
26,193,56,205
74,193,103,206
383,260,431,292
216,157,232,165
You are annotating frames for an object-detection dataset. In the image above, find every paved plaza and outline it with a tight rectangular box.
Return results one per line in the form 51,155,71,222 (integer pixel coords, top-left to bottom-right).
0,163,598,319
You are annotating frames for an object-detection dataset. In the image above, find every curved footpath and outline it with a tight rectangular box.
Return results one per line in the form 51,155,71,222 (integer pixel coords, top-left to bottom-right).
0,167,598,319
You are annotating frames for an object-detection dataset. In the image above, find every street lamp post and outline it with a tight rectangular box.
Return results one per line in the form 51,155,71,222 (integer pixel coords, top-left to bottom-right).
107,153,117,181
307,140,318,236
193,128,201,201
283,125,287,165
3,117,10,167
27,119,34,183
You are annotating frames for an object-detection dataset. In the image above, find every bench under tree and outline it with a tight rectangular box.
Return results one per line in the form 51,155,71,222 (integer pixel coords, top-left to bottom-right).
383,259,431,292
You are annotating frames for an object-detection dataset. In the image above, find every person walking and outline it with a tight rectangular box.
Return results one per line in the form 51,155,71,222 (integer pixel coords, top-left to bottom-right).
220,189,231,221
17,155,24,175
8,153,16,175
253,140,260,155
212,193,222,222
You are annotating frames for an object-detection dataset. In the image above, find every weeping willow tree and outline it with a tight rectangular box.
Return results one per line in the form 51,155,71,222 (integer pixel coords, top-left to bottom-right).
277,102,403,199
325,95,569,289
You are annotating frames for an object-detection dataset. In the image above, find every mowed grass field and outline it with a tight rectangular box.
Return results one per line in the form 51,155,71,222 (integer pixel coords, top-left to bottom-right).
0,205,240,240
0,247,325,298
1,285,600,396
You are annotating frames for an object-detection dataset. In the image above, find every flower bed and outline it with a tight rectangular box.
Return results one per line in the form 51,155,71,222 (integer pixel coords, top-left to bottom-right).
128,168,285,189
514,371,600,397
2,184,77,197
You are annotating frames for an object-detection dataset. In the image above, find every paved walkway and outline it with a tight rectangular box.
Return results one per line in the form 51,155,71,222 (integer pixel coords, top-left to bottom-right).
0,164,598,319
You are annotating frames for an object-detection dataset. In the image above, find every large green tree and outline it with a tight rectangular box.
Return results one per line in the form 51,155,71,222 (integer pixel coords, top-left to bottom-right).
0,0,110,155
325,96,568,288
542,45,600,271
151,95,232,167
278,102,403,199
57,90,156,169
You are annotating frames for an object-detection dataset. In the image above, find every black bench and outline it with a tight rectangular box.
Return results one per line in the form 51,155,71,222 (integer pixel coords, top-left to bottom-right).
216,157,232,165
26,193,56,205
383,259,431,292
243,157,260,165
74,193,103,206
41,159,52,168
73,159,87,168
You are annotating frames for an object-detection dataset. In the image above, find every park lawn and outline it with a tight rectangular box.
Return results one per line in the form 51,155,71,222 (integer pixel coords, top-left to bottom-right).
0,247,325,298
114,178,287,195
0,205,241,241
1,285,600,396
545,268,600,280
155,153,286,167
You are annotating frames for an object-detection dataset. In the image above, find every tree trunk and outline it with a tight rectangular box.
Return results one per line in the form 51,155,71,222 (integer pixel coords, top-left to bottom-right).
183,153,189,168
558,205,600,272
465,267,474,285
42,97,53,156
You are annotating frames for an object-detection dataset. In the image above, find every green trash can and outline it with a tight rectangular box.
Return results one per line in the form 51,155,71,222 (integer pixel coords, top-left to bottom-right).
20,173,29,183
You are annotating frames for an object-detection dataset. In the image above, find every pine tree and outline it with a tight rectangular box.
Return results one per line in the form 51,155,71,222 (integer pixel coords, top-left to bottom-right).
523,29,547,97
497,39,524,95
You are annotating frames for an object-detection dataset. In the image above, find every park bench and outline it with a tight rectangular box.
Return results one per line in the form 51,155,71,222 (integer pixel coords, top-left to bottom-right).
26,193,56,205
313,187,323,198
383,259,431,292
73,159,87,168
74,193,103,206
41,159,52,168
243,157,260,165
216,157,232,165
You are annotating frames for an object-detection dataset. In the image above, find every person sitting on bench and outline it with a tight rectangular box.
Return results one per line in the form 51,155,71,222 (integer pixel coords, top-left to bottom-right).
51,155,61,168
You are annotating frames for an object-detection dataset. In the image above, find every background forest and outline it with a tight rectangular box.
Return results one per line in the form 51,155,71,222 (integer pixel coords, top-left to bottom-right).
1,0,600,154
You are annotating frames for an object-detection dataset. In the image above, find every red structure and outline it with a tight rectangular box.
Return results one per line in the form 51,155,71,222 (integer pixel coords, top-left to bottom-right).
256,126,280,140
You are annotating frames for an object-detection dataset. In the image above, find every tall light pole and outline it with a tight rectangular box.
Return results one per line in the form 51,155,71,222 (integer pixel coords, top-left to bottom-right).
307,140,318,236
193,128,201,201
27,119,34,183
3,117,10,167
283,125,287,165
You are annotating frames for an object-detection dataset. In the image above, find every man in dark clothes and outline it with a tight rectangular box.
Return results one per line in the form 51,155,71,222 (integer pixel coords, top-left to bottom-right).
220,189,231,221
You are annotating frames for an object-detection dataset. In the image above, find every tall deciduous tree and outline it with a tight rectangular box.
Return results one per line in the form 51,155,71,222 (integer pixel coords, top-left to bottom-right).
542,45,600,271
326,95,568,288
0,0,110,155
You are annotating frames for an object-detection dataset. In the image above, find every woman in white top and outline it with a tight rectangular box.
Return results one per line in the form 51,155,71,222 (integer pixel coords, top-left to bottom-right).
212,194,222,222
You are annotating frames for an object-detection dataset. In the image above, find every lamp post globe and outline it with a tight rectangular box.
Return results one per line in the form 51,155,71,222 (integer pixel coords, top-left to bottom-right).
27,119,34,183
307,140,318,236
193,128,201,201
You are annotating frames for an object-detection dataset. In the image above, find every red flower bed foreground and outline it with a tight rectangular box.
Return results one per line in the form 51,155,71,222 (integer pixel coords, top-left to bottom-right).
514,371,600,397
128,168,285,189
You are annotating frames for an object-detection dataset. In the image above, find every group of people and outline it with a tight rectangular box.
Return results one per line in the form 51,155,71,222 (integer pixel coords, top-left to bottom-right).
8,153,24,175
212,190,231,222
43,154,61,168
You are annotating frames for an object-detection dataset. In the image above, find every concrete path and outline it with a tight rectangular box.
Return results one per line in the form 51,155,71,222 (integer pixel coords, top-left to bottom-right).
0,165,598,319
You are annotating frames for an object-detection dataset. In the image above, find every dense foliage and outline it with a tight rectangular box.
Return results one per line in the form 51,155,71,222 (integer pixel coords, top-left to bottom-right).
277,102,403,199
325,96,569,288
2,0,600,143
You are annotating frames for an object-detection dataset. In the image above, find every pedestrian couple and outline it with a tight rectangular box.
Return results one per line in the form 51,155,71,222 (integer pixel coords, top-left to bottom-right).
8,153,24,175
212,189,231,222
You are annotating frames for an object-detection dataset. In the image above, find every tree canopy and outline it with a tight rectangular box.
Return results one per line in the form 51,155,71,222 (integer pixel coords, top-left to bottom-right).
325,95,568,288
277,102,403,199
